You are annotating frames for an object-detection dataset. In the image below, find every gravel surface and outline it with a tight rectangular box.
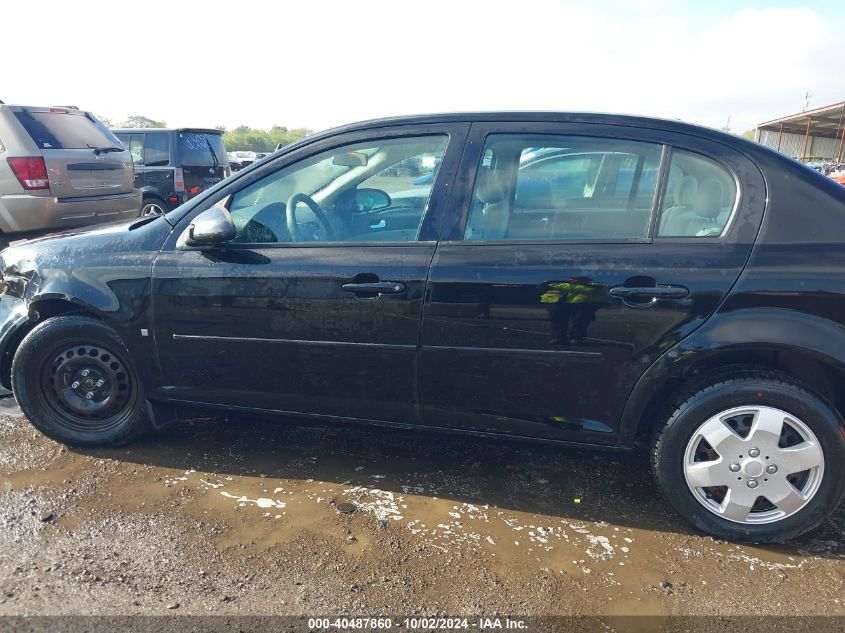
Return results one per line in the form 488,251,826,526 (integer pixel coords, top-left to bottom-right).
0,396,843,622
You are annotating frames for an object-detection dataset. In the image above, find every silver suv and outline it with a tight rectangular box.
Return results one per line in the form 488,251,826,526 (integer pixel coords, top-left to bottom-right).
0,104,141,247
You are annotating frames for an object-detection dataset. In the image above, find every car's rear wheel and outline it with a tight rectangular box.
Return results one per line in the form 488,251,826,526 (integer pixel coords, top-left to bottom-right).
140,197,167,217
12,316,151,446
652,370,845,542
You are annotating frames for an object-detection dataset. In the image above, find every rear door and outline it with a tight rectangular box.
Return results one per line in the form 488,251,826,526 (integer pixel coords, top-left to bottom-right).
14,108,134,198
419,121,765,444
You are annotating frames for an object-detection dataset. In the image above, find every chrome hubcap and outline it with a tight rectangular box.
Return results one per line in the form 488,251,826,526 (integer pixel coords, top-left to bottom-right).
142,202,164,217
683,406,824,524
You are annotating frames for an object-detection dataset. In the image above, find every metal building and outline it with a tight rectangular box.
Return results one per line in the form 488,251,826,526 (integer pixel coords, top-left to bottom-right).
756,101,845,163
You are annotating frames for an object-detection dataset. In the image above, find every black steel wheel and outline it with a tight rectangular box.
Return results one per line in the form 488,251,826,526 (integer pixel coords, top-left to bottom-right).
12,316,151,446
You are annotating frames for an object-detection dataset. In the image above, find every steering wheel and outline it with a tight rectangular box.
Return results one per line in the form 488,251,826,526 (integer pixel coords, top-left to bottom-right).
286,193,334,242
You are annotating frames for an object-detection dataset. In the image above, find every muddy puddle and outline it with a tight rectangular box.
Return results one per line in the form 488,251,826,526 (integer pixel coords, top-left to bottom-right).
1,405,843,615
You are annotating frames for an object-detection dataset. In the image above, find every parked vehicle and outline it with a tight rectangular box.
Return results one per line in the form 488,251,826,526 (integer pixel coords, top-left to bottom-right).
1,112,844,543
829,164,845,186
112,128,230,216
228,151,256,173
0,104,141,247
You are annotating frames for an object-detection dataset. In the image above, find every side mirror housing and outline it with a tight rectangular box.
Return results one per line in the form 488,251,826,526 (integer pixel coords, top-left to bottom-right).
179,203,236,248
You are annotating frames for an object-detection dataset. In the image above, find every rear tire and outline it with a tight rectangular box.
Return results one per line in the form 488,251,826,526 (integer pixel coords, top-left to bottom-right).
140,197,168,217
651,370,845,542
12,316,151,446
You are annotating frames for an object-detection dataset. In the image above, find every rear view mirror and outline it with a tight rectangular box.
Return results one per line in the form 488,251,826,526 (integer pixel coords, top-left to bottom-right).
180,204,236,248
332,151,368,167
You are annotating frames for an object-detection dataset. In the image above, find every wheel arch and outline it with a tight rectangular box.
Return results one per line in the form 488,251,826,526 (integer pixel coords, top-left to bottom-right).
620,313,845,448
0,297,103,390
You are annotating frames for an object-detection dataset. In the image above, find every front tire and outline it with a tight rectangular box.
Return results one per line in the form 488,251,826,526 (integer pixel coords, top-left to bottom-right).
652,370,845,542
12,316,151,446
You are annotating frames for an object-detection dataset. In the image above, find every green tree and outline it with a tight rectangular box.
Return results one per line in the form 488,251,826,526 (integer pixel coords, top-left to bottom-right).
223,125,312,152
741,129,756,141
95,114,114,128
121,115,167,129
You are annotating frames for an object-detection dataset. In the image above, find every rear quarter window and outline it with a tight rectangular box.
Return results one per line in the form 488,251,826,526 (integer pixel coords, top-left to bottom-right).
657,149,738,238
14,111,120,150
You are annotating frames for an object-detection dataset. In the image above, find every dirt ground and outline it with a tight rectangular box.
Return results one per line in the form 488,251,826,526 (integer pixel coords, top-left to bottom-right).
1,395,843,625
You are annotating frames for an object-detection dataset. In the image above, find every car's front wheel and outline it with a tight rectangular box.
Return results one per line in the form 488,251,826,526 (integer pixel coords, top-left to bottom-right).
12,316,151,446
652,370,845,542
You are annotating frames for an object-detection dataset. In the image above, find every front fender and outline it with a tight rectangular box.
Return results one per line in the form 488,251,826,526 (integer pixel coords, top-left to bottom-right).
617,308,845,447
0,216,172,393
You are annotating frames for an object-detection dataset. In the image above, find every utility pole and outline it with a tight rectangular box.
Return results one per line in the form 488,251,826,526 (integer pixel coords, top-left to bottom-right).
803,92,811,112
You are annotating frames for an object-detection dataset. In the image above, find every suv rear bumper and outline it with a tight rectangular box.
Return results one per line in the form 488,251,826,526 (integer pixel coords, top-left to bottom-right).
0,190,142,234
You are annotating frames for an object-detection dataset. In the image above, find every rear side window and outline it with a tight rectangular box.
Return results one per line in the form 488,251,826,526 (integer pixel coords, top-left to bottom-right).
144,133,170,166
14,110,120,150
464,135,662,241
116,133,144,165
657,150,737,237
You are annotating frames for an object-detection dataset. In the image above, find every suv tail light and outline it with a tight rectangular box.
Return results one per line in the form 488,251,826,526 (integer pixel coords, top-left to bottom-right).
174,167,185,192
7,157,49,190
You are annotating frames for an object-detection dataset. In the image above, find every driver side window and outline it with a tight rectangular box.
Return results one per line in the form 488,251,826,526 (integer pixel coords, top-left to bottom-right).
228,135,448,244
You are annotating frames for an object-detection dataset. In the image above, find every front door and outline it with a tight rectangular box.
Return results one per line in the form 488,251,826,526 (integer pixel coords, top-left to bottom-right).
419,122,765,443
152,123,468,423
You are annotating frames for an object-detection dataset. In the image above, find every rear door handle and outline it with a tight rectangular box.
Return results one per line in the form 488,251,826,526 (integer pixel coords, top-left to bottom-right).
609,285,690,300
341,281,406,295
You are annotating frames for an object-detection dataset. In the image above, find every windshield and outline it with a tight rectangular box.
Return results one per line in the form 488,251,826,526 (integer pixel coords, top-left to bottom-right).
178,132,227,167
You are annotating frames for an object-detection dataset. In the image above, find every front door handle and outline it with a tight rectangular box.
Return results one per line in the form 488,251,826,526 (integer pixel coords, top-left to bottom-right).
609,285,690,300
341,281,406,296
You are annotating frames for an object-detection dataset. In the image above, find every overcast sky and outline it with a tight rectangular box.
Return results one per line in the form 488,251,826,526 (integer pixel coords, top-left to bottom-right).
1,0,843,134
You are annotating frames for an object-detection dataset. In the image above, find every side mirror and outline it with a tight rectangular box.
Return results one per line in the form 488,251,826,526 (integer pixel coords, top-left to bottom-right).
180,204,236,248
355,188,392,213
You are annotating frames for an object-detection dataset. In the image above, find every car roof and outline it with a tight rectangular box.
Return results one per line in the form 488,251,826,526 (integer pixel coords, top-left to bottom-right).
272,111,779,164
110,128,222,135
0,104,92,114
303,111,841,188
310,111,731,140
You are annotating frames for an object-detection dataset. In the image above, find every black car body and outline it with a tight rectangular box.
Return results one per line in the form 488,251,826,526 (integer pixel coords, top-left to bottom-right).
112,128,230,216
1,112,843,543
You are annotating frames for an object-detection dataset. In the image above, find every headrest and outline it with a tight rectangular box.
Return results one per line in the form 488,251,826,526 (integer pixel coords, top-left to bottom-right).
674,175,698,207
474,168,506,204
693,179,724,218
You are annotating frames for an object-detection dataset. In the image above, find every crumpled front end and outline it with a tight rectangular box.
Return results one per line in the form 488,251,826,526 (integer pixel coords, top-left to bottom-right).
0,251,41,390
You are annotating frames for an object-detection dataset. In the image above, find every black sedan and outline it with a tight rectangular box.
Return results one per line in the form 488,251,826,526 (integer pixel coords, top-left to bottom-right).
1,112,843,543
